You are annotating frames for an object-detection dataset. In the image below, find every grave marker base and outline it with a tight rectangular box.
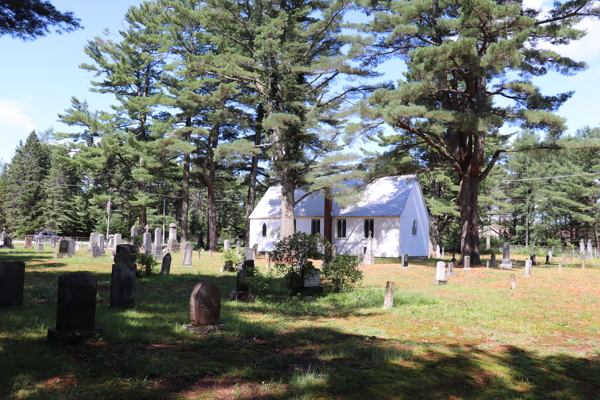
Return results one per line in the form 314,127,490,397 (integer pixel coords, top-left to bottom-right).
229,290,253,301
183,324,225,334
435,280,448,285
47,327,102,344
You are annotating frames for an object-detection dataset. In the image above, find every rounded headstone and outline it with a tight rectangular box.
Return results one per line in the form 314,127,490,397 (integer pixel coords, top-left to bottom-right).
189,280,221,326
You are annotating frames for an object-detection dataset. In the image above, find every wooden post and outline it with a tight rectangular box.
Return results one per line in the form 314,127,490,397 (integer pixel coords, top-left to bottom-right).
510,274,517,290
383,281,395,309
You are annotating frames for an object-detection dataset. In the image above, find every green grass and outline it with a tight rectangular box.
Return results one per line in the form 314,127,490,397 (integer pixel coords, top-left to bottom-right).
1,247,600,399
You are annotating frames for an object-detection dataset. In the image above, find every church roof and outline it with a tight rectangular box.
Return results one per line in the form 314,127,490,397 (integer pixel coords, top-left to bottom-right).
249,176,417,219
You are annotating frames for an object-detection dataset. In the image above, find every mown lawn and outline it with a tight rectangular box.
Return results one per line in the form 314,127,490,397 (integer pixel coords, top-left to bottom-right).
1,247,599,399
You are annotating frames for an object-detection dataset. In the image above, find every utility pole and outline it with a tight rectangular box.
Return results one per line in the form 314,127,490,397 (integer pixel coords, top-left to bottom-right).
162,198,166,245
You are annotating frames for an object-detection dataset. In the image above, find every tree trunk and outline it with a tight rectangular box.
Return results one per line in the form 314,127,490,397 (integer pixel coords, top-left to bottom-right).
206,180,217,251
181,117,191,245
459,172,481,265
279,169,295,239
244,105,262,245
201,122,219,251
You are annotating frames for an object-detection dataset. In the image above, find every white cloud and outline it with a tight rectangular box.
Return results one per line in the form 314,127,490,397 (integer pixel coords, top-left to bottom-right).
551,19,600,61
0,98,36,132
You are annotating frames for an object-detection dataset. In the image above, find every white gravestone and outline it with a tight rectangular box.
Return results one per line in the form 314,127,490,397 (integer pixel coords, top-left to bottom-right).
435,261,447,285
304,269,321,287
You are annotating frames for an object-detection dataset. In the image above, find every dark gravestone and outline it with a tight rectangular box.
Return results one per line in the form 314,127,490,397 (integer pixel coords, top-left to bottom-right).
0,261,25,306
491,252,497,268
400,253,409,269
48,272,102,343
243,260,255,276
111,252,136,308
531,254,537,266
236,269,249,291
188,280,221,326
67,239,76,256
92,245,100,258
116,244,137,265
161,253,172,275
56,239,69,258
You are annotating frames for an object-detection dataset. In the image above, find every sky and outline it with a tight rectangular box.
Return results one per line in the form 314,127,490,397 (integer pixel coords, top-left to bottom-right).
1,0,600,164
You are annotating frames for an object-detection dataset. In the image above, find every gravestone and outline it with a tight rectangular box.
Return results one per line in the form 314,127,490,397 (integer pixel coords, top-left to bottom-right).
56,239,69,258
580,239,585,255
363,236,375,265
491,253,497,268
548,251,552,262
236,269,249,291
98,234,105,255
500,242,512,269
116,244,137,266
89,232,100,253
108,235,115,250
511,274,517,290
464,256,471,270
332,245,337,255
223,239,229,251
182,242,193,266
115,233,122,248
208,250,212,257
447,262,455,276
51,236,58,248
187,280,221,326
244,246,254,261
37,243,44,252
524,259,532,277
400,253,409,269
485,236,490,250
143,231,152,255
161,253,171,275
436,245,440,259
92,245,100,258
67,239,76,256
252,243,258,261
383,281,395,309
435,261,447,285
111,250,136,308
441,247,444,258
24,236,33,249
588,239,593,259
486,261,489,268
131,225,138,239
167,223,177,251
2,235,13,249
0,261,25,306
155,228,163,248
47,272,102,343
302,268,323,295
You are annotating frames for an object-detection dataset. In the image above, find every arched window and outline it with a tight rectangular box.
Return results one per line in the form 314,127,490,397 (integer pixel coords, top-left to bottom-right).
412,220,417,236
262,223,267,237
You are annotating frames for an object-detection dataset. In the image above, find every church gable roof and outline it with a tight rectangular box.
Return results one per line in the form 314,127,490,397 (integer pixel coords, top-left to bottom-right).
249,176,417,219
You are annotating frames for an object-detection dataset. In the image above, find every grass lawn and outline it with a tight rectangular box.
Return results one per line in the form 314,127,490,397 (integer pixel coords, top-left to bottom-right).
1,247,599,399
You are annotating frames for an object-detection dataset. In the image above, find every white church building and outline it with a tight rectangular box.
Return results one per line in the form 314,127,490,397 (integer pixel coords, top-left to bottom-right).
248,175,430,259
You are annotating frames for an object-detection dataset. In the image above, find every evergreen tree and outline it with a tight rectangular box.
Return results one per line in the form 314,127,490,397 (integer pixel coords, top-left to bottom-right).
1,0,81,40
43,145,80,235
356,0,600,263
3,131,51,234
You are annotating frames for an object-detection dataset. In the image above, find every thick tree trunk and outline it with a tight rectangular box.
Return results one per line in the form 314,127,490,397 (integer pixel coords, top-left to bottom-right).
201,122,219,251
244,105,262,245
181,118,191,245
459,173,481,265
279,171,295,239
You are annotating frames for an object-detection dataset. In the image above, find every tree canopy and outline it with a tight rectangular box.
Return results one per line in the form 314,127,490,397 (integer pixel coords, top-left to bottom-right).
0,0,82,40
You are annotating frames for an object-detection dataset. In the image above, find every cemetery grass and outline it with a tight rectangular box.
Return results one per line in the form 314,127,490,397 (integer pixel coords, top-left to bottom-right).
0,249,599,399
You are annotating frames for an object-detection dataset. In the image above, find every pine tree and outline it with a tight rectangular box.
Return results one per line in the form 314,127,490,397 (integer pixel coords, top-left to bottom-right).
356,0,600,263
43,145,80,235
3,131,51,235
1,0,81,40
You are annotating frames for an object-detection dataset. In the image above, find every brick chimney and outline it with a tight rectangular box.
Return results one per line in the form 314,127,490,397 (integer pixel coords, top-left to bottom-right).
323,187,333,243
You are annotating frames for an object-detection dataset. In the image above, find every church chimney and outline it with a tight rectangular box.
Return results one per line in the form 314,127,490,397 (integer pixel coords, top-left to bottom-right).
323,187,333,243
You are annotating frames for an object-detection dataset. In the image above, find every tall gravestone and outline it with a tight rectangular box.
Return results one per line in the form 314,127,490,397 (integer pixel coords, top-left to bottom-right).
383,281,395,309
47,272,102,343
98,234,105,255
24,236,33,249
111,249,136,308
182,242,193,266
89,232,100,253
447,262,455,276
0,261,25,306
223,239,229,251
143,228,152,255
67,239,76,256
108,235,115,250
491,252,497,268
131,225,138,239
153,228,164,260
580,239,585,255
500,242,512,269
363,236,375,265
187,280,221,327
588,240,593,259
161,253,171,275
548,251,552,262
92,245,100,258
51,236,58,248
244,246,254,261
441,247,444,258
436,245,440,259
115,234,122,248
524,259,532,277
435,261,447,285
485,236,490,250
464,256,471,270
252,243,258,261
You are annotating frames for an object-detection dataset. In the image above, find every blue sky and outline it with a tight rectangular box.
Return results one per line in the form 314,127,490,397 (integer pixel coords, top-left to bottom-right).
1,0,600,164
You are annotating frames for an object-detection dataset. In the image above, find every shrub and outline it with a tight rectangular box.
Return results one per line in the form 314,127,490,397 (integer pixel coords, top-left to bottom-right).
223,248,243,264
136,253,156,276
321,254,363,292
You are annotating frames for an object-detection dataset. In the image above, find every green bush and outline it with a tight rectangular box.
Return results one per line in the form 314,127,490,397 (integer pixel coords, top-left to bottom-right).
246,268,272,298
223,248,243,264
321,254,363,292
136,253,156,276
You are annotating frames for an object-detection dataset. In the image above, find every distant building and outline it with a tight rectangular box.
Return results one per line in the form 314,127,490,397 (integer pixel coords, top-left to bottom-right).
249,175,430,258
